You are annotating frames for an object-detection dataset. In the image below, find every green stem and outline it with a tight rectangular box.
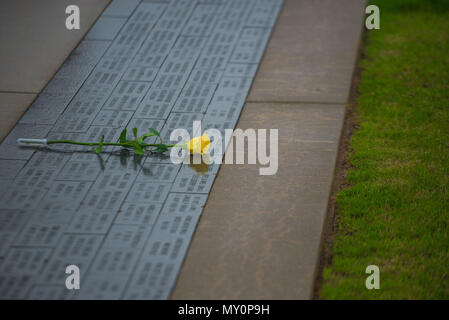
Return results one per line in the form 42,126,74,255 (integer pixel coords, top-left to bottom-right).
47,140,175,148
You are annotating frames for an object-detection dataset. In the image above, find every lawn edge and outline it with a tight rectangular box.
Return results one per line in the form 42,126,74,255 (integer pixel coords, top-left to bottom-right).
312,28,368,300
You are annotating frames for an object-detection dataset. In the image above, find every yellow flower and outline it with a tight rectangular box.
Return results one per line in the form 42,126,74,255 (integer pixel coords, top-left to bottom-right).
186,133,210,155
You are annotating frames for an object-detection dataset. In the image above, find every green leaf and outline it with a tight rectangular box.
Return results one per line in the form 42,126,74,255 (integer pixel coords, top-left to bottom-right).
151,127,162,143
154,144,168,154
95,135,104,154
133,142,144,155
148,128,160,137
120,128,127,143
133,128,138,140
137,128,161,144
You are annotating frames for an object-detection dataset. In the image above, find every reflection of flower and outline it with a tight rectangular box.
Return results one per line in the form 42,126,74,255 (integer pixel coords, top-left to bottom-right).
186,133,210,155
188,154,210,175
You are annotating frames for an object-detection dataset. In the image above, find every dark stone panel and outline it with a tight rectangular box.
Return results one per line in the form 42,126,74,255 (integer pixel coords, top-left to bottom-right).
89,248,141,275
137,163,181,183
19,91,76,125
52,83,114,133
102,224,153,249
122,66,158,82
37,234,103,285
70,126,124,161
92,110,134,127
224,63,258,78
122,257,176,299
32,201,81,224
188,69,224,84
171,164,220,194
41,76,84,97
26,285,76,300
103,152,148,172
0,247,51,275
14,165,60,189
135,87,182,119
172,83,216,113
124,118,164,142
152,0,197,33
131,29,178,69
0,160,27,180
75,273,130,299
103,81,151,111
66,210,116,234
65,40,111,66
0,209,29,256
0,274,34,299
217,0,253,21
196,21,243,69
0,124,51,160
123,193,207,299
115,202,163,225
13,222,66,247
103,0,141,18
126,182,171,203
182,4,219,36
57,161,102,181
95,56,133,74
47,180,92,199
159,112,203,144
0,186,47,210
85,17,127,41
230,28,272,64
246,2,283,27
79,170,137,212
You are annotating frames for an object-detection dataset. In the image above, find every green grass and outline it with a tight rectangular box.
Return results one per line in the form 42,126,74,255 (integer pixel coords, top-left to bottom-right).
321,0,449,299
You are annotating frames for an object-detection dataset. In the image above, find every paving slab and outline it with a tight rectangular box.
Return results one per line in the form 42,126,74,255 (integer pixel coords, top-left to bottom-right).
248,0,366,103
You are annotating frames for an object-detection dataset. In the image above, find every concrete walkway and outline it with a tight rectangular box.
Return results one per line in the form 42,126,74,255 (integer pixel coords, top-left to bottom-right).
0,0,366,299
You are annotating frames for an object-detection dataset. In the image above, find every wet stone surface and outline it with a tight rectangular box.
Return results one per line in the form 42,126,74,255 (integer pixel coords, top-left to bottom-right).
0,0,283,299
